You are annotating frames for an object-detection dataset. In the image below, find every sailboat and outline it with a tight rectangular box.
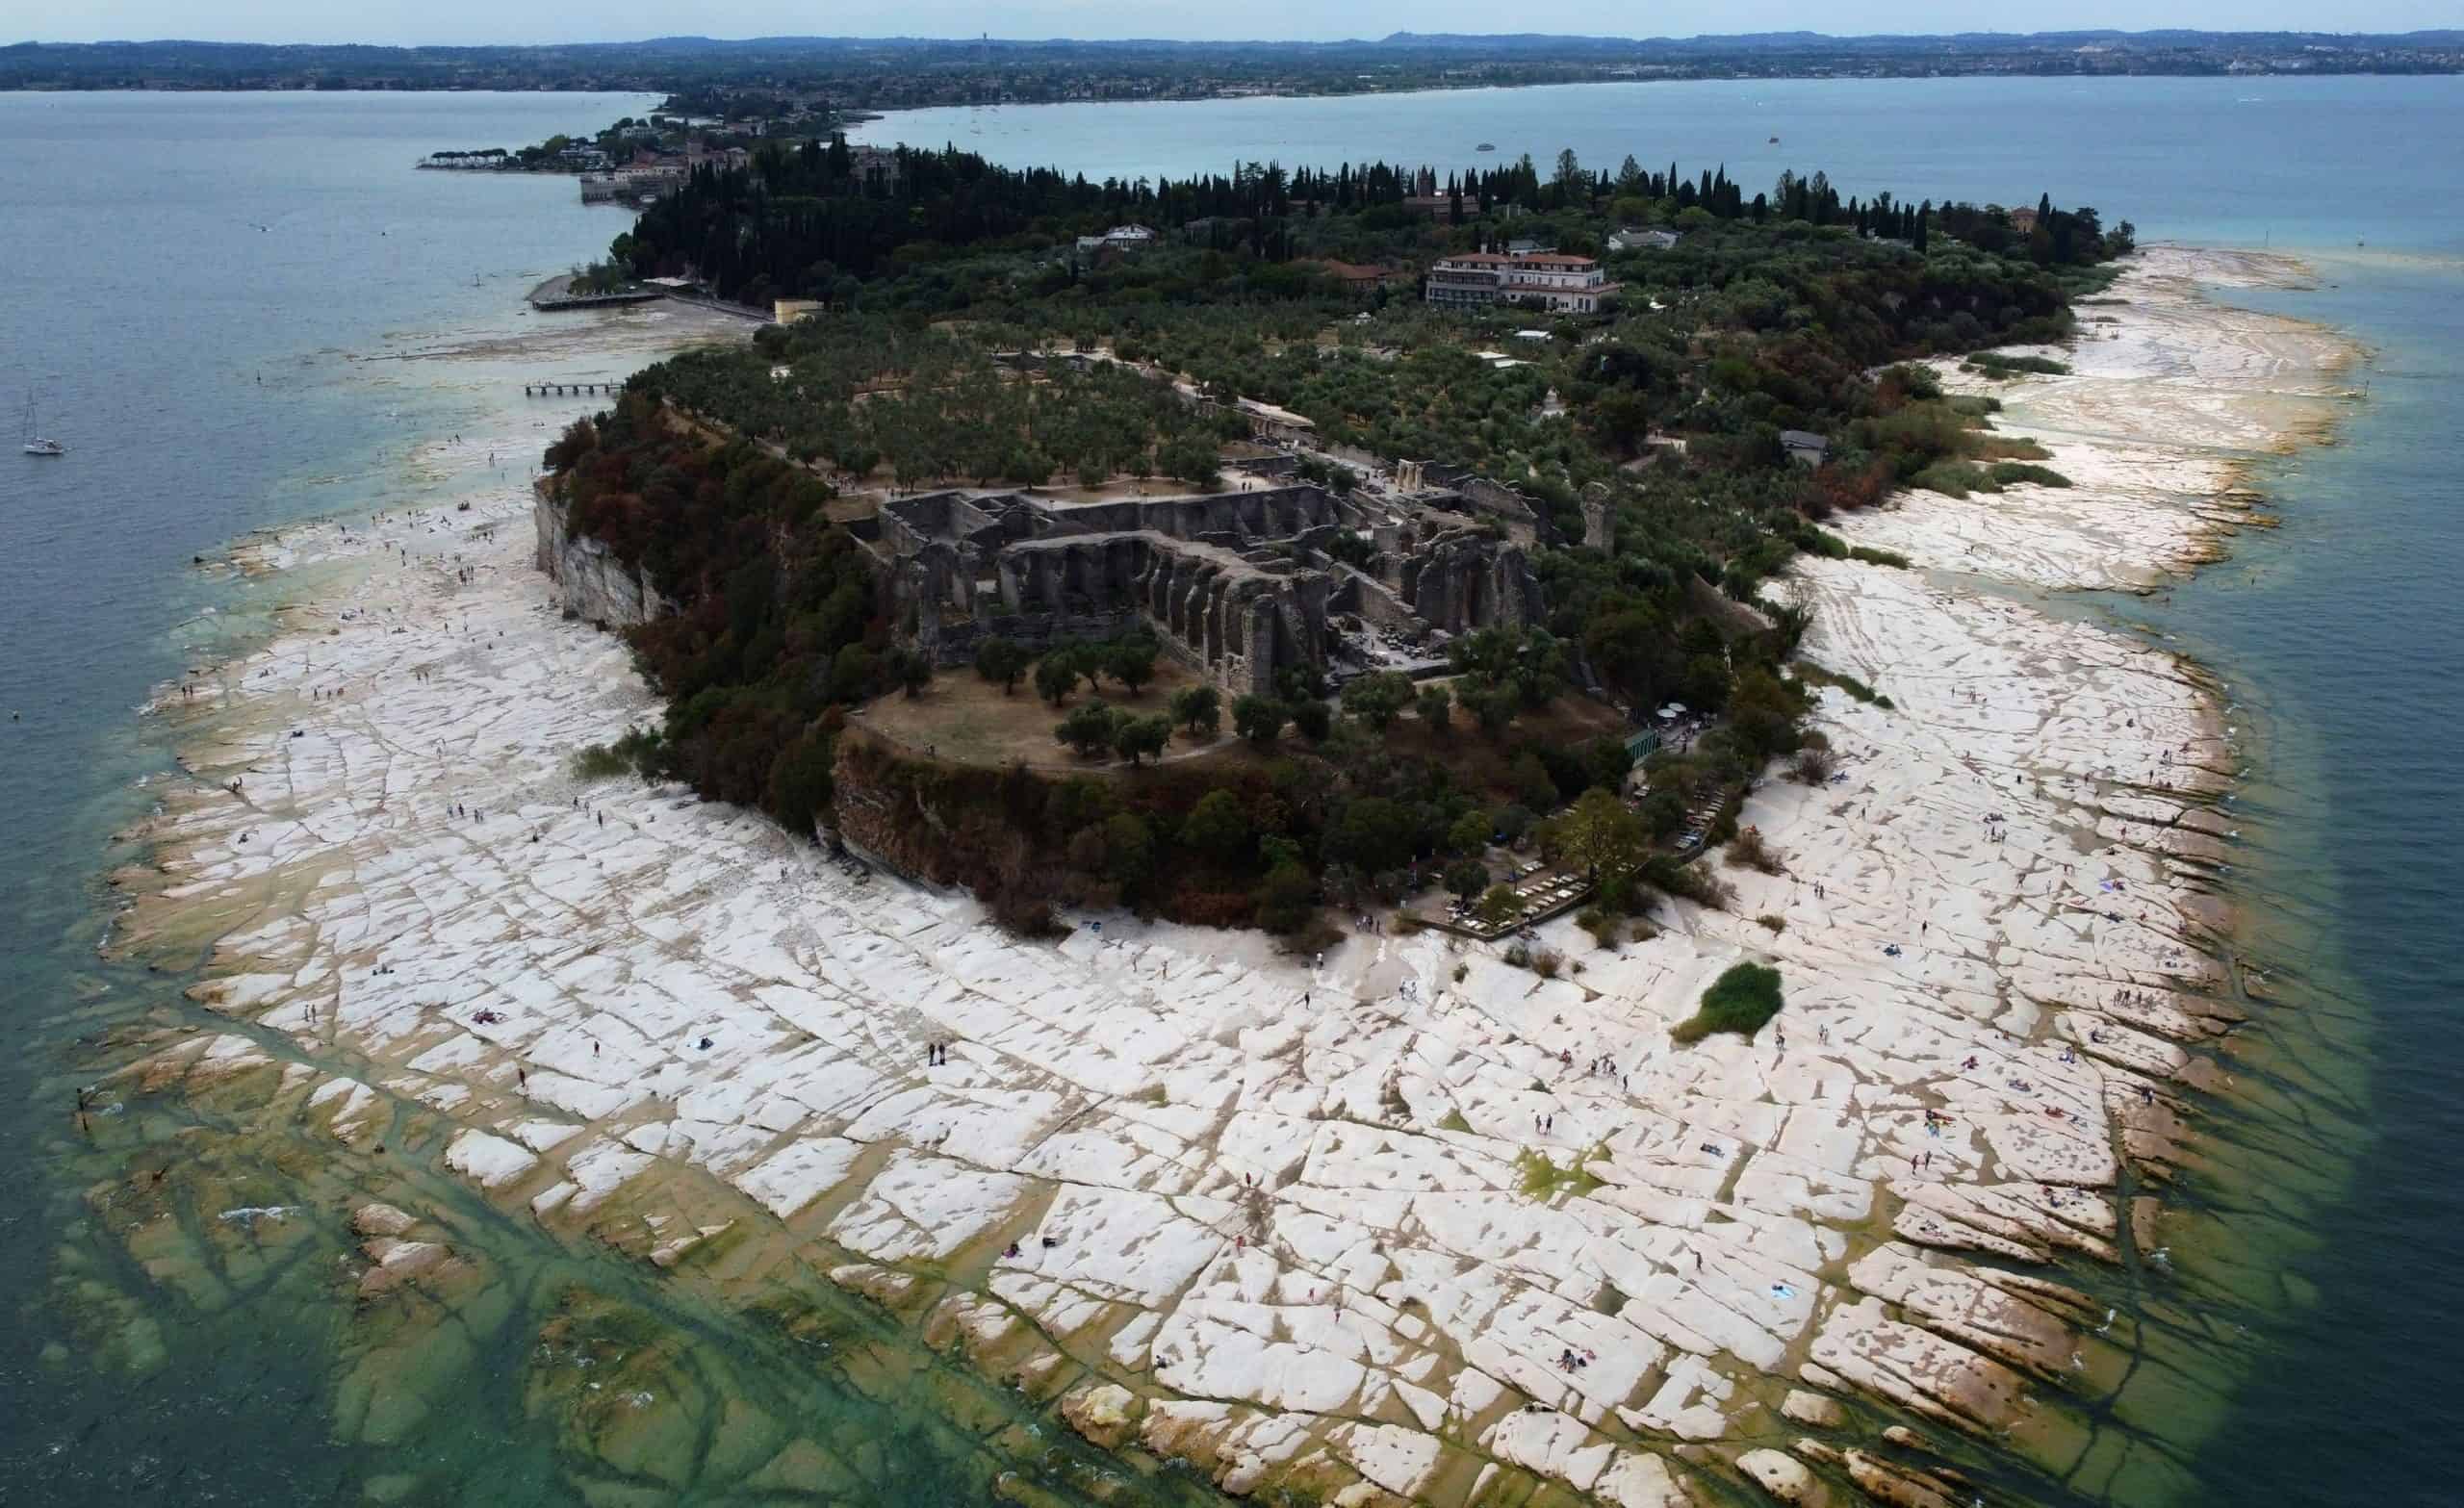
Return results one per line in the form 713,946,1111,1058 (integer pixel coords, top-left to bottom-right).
21,393,64,456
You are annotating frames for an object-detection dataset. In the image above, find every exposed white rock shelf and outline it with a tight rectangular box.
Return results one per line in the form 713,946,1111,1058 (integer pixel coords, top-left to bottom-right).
120,248,2348,1505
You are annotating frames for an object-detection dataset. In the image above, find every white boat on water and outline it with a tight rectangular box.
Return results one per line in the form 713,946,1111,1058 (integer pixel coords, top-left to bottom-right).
21,394,64,456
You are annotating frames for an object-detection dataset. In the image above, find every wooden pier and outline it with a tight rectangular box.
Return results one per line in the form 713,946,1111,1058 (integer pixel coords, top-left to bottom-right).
524,273,666,314
524,381,619,397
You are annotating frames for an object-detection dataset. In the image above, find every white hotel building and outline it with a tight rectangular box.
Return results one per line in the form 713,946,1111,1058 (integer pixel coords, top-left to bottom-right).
1423,251,1616,314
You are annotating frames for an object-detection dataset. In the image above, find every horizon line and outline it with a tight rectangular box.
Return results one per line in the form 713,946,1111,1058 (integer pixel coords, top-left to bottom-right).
13,26,2464,50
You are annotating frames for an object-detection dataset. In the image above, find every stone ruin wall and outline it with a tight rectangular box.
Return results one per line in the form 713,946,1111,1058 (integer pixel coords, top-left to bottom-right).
882,480,1546,698
1399,528,1546,635
1418,461,1554,547
886,486,1350,698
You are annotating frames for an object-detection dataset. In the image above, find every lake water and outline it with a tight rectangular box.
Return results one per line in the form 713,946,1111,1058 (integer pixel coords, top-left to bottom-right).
3,80,2460,1505
853,75,2464,256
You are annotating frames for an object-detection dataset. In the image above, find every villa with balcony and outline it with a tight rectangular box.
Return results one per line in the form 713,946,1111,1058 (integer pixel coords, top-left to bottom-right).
1422,251,1616,315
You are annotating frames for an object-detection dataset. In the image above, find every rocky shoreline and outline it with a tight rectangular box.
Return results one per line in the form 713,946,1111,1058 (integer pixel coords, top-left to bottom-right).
91,246,2360,1507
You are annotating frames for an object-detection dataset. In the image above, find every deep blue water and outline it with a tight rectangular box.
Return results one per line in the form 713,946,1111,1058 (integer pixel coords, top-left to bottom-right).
1,80,2458,1505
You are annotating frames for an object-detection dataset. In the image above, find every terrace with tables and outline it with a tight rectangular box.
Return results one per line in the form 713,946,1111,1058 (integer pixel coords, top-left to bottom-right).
1419,857,1591,940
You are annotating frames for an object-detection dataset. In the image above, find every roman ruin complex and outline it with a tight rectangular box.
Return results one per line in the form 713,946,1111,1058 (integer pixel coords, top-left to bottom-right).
872,472,1548,698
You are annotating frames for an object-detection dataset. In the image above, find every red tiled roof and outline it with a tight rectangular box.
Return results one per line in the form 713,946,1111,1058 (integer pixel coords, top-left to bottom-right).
1310,259,1399,281
1434,251,1601,270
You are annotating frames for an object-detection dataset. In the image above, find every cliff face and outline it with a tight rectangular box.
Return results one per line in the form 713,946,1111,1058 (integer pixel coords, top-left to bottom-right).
830,734,1060,927
827,730,1276,937
532,486,671,627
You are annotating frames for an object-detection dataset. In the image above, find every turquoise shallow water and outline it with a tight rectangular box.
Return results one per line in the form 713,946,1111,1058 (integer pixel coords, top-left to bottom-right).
0,89,660,1499
2,81,2460,1505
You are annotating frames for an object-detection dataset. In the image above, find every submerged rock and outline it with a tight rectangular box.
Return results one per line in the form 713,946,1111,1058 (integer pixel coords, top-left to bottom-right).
1781,1389,1843,1428
1060,1382,1141,1449
1844,1448,1958,1508
351,1203,418,1238
1739,1446,1825,1506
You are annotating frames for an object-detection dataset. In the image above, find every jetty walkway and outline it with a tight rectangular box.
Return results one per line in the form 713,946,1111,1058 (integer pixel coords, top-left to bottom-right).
526,273,665,313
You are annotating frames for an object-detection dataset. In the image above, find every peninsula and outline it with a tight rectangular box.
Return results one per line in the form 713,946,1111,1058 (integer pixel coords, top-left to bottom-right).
70,81,2373,1503
102,233,2354,1505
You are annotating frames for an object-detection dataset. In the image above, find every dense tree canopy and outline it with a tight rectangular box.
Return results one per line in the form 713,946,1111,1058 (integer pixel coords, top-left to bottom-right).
552,136,2132,934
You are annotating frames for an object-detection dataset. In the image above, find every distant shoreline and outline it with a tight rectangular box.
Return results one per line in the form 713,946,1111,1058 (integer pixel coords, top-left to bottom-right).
9,30,2459,101
12,67,2462,101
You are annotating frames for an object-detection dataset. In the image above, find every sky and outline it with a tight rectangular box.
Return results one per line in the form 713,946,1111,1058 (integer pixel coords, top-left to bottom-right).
14,2,2461,45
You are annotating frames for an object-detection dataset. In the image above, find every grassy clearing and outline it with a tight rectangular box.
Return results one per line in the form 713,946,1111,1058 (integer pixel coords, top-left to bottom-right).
1912,460,1986,498
568,727,662,781
1913,457,2071,498
1968,433,2053,462
1516,1144,1607,1200
1989,461,2072,488
570,744,630,780
1795,662,1893,711
1801,526,1911,570
1726,825,1784,875
1671,962,1784,1044
1965,351,2072,377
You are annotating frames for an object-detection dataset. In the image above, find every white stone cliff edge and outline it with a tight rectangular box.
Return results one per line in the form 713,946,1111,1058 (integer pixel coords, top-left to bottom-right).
533,483,671,626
